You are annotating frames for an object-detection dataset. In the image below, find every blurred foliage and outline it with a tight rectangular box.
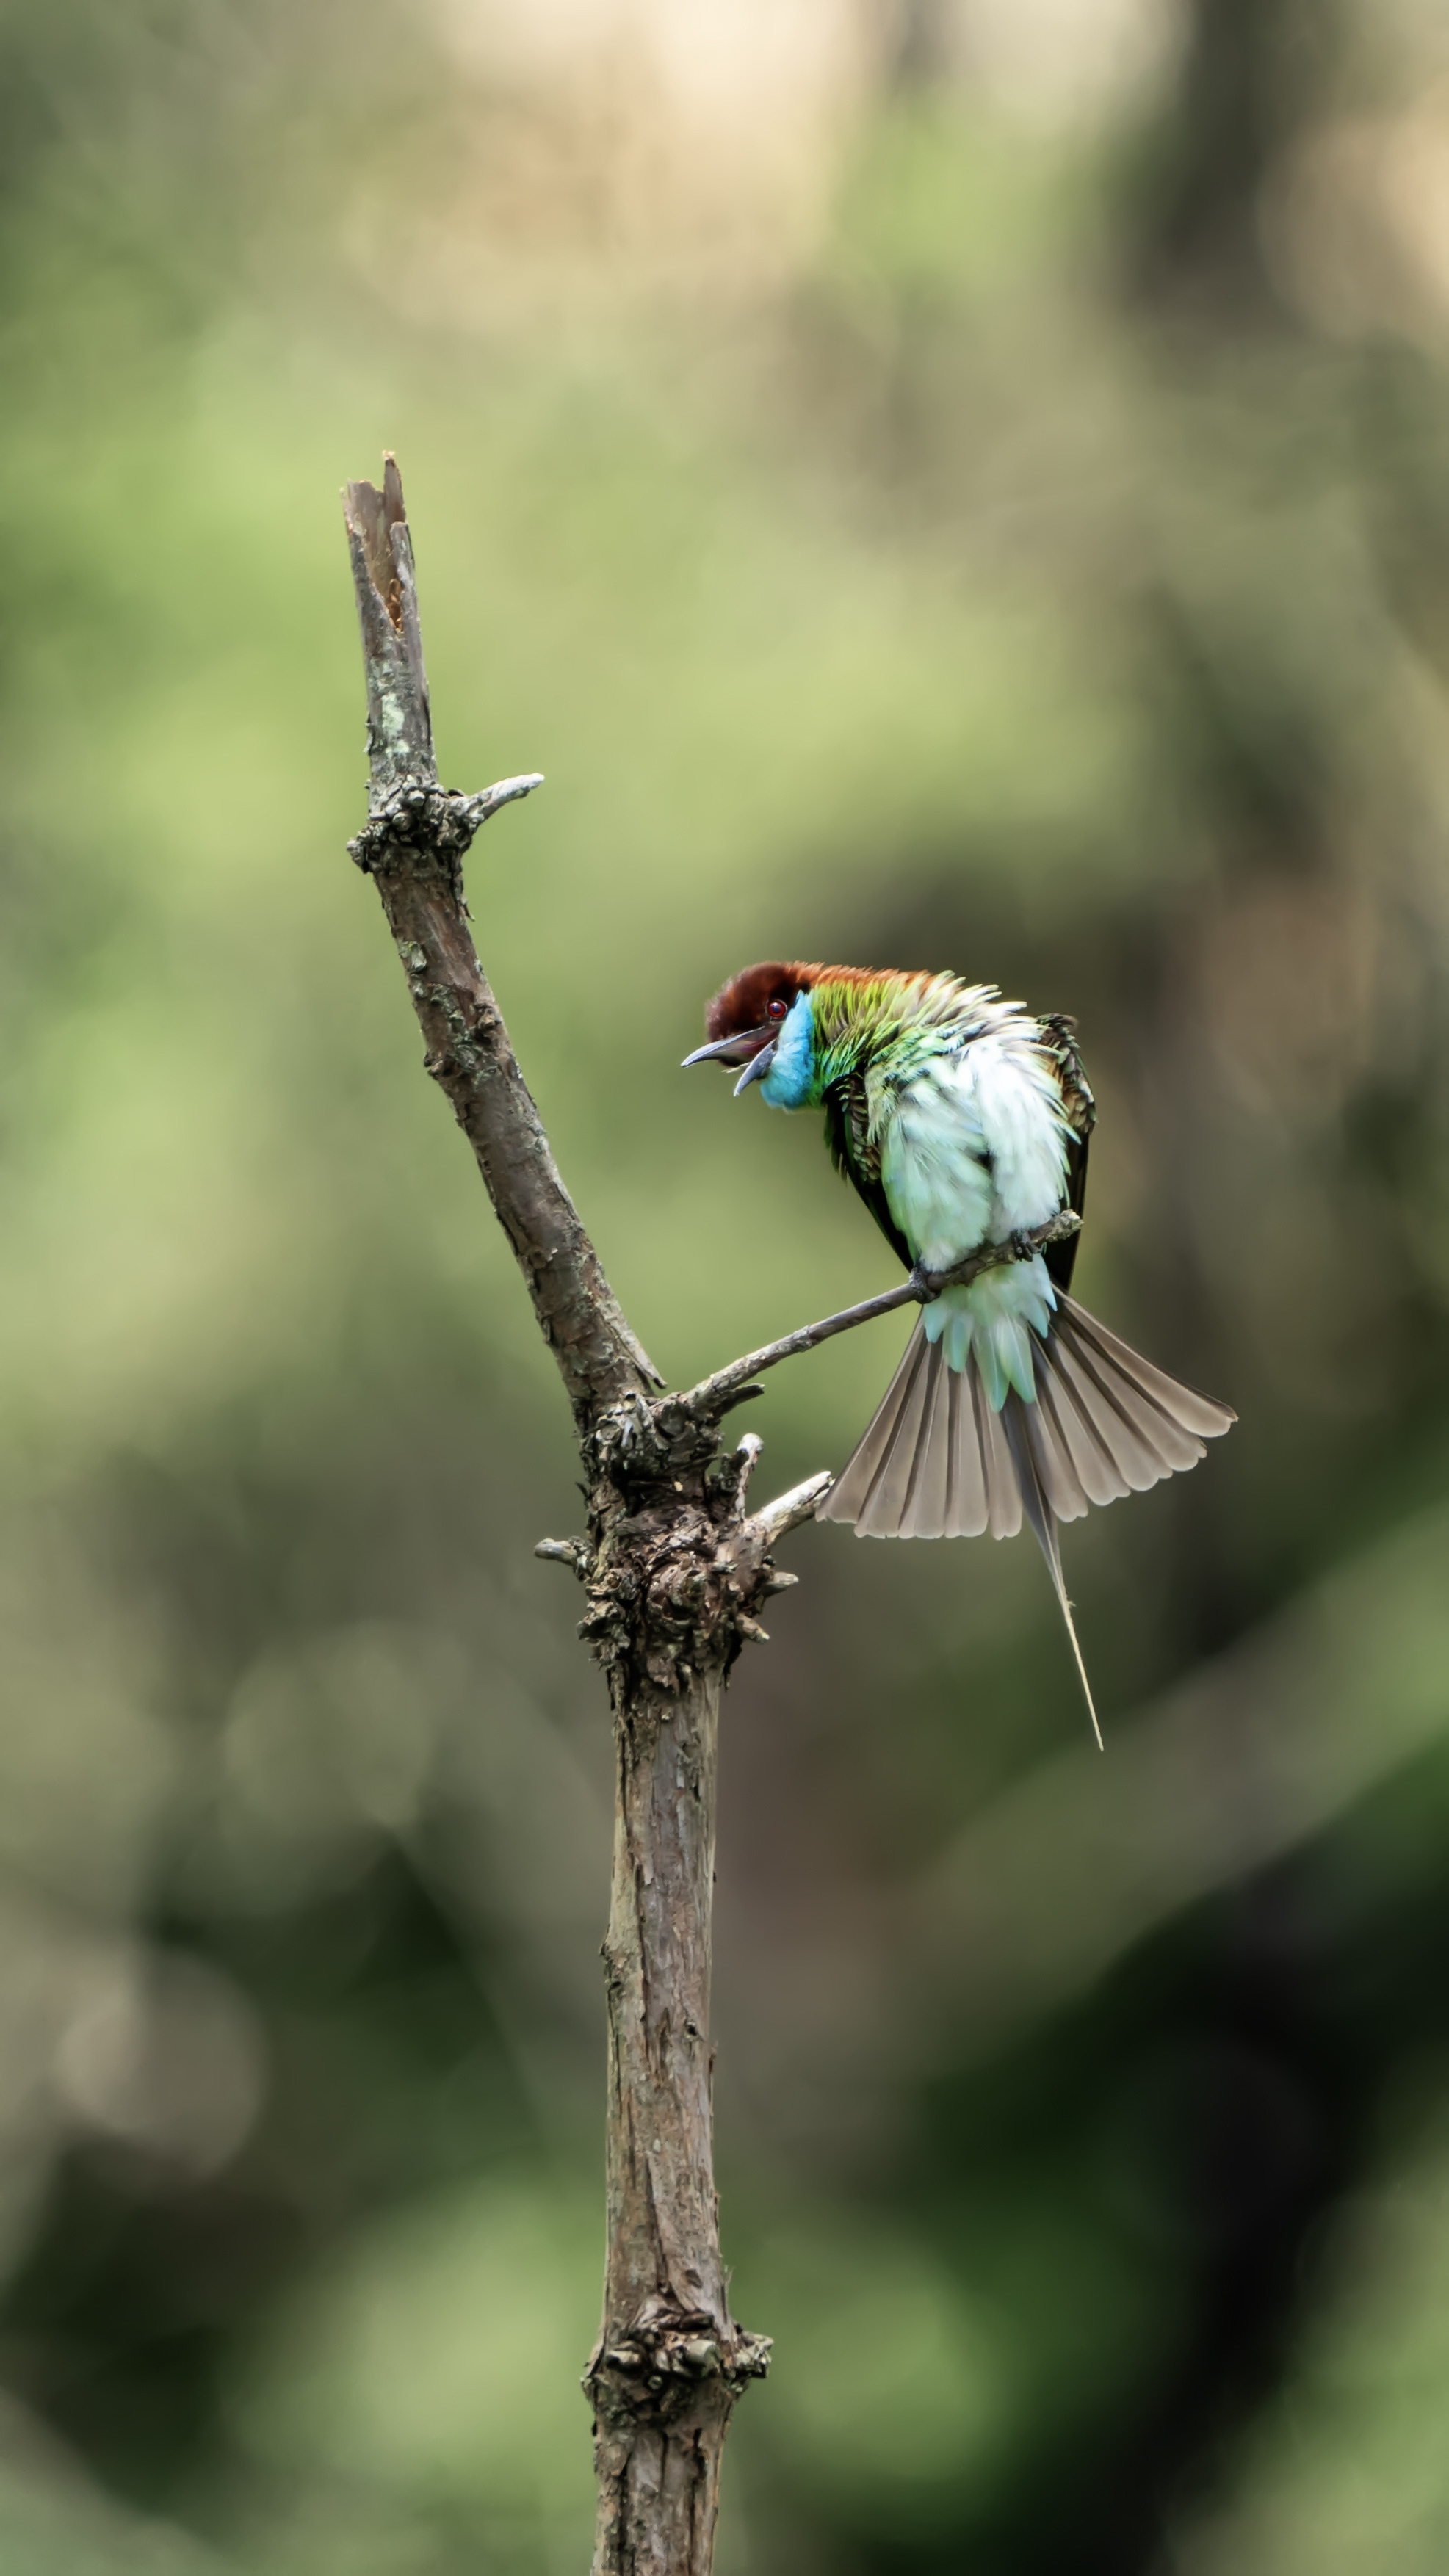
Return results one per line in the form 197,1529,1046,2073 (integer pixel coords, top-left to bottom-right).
2,0,1449,2569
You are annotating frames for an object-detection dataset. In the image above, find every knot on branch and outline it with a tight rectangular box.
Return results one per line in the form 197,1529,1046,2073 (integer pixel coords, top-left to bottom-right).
587,1389,733,1495
577,1504,770,1694
566,1411,808,1695
586,2310,772,2431
347,784,485,889
347,773,545,886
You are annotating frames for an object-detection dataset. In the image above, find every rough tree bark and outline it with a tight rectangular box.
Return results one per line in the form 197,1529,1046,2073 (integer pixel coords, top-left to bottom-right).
342,455,1074,2572
344,457,802,2575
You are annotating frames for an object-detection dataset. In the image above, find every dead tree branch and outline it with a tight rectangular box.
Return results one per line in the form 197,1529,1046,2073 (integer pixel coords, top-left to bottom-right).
344,456,831,2576
344,456,657,1428
344,455,1077,2573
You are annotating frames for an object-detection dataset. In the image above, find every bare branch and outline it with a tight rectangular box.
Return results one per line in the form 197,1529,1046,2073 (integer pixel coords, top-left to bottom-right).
342,466,658,1430
343,455,782,2576
343,474,1082,2568
343,452,435,800
463,771,546,826
748,1471,836,1544
535,1536,590,1574
681,1209,1082,1419
731,1429,765,1507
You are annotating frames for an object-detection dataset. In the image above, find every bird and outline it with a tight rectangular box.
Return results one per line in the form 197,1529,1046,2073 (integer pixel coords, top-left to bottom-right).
683,961,1235,1744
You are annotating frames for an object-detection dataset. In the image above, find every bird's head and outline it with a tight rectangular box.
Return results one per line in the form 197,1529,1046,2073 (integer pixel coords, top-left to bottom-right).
681,961,820,1096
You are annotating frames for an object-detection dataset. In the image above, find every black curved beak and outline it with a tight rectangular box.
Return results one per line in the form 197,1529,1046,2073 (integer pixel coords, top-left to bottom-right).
680,1021,775,1071
730,1041,777,1096
681,1022,778,1097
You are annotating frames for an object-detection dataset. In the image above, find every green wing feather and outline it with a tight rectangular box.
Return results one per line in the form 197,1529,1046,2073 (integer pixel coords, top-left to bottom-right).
823,1072,914,1270
812,976,1093,1287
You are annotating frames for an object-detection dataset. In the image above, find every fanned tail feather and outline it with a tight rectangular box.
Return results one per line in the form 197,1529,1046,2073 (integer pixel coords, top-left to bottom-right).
818,1292,1235,1743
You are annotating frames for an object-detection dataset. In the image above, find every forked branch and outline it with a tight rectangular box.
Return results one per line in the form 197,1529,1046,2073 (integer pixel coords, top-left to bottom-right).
344,457,1077,2576
344,457,822,2576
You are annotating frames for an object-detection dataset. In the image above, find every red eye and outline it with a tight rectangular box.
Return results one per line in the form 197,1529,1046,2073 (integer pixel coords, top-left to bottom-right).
767,997,789,1021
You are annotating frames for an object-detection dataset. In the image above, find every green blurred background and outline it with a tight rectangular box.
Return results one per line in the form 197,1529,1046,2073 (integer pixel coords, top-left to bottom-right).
3,0,1449,2568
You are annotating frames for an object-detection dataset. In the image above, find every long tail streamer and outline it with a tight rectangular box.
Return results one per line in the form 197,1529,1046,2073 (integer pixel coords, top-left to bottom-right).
819,1294,1235,1745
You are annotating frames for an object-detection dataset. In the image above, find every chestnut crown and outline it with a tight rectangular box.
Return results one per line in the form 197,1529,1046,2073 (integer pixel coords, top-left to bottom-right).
704,961,819,1052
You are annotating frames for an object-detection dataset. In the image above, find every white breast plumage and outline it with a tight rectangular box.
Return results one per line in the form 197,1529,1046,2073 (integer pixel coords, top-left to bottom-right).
878,1028,1069,1270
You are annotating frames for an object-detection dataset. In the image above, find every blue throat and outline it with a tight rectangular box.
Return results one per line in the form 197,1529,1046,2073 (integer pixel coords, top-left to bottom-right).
757,991,816,1109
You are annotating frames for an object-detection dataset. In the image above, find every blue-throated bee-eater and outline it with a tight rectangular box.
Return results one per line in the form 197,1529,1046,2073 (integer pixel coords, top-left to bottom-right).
684,962,1235,1743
